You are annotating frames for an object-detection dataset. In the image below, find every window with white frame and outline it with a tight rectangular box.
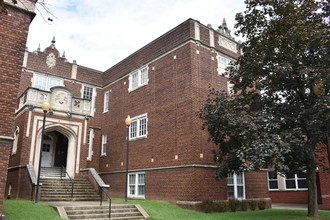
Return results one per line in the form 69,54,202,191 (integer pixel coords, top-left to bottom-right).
129,115,147,140
87,129,94,160
268,171,279,190
227,173,245,199
103,91,109,113
101,134,107,156
12,127,19,155
129,66,148,91
217,55,229,75
128,172,145,197
33,74,61,91
83,86,93,100
285,173,307,190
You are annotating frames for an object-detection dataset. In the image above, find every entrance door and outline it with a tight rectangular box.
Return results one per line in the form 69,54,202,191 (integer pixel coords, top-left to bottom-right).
41,134,54,167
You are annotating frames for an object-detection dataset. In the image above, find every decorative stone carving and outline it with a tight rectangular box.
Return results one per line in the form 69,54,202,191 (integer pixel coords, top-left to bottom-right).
218,35,237,53
46,52,56,69
50,87,72,112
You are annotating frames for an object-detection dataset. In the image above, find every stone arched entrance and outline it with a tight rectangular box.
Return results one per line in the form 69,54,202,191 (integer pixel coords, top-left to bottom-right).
34,124,76,178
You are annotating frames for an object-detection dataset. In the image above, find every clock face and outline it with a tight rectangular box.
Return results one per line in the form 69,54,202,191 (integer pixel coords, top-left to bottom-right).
46,53,56,69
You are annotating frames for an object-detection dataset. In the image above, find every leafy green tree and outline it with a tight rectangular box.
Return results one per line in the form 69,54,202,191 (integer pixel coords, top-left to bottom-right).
199,0,329,217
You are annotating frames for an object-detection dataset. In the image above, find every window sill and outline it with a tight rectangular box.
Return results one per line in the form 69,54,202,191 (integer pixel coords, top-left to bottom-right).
102,110,109,114
129,136,147,142
128,83,148,93
269,189,308,192
100,154,106,157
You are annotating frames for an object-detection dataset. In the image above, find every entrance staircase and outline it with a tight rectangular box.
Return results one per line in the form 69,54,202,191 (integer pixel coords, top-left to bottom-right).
40,178,100,201
39,177,148,219
40,167,65,178
64,204,146,220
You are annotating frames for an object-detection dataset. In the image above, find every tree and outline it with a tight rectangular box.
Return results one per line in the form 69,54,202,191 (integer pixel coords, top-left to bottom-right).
199,0,329,217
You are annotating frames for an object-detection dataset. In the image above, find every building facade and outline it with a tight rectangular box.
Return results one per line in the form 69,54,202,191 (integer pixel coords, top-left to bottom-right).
0,0,36,216
7,18,329,209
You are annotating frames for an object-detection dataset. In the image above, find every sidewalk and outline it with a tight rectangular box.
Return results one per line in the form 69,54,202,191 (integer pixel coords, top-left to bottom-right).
272,203,307,210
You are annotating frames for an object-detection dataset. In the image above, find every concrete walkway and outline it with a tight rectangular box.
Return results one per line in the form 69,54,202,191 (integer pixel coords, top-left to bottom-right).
272,203,307,210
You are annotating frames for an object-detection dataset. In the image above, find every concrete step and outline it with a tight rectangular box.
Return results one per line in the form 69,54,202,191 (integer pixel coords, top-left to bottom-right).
64,205,145,220
40,178,100,202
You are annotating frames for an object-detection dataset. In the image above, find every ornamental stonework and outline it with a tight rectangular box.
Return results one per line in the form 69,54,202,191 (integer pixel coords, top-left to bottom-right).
46,52,56,69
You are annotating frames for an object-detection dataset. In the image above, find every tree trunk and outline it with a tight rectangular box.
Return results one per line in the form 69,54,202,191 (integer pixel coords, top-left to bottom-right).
307,167,319,217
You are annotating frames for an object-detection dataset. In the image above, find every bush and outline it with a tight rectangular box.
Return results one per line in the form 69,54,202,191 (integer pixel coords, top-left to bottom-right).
228,199,240,212
215,201,228,212
249,200,257,211
258,200,266,210
241,200,248,211
201,200,215,213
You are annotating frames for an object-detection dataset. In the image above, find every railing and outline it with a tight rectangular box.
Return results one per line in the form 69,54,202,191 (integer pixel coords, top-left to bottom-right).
100,187,112,219
60,166,74,199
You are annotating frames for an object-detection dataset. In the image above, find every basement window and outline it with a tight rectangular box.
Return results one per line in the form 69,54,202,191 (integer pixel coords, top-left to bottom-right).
128,172,145,198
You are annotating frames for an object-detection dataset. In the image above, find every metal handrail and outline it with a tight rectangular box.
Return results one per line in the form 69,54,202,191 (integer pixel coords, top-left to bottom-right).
100,187,112,219
60,166,74,199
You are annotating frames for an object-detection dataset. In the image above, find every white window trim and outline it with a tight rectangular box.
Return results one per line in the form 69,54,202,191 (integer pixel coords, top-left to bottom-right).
101,134,107,156
217,54,230,76
129,114,148,141
227,173,245,200
82,85,96,117
128,172,145,198
267,171,279,191
285,174,308,191
33,73,62,91
87,129,94,160
103,91,109,113
12,126,19,155
128,66,148,92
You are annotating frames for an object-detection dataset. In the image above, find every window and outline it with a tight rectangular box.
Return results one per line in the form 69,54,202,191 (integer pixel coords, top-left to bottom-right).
87,129,94,160
227,173,245,199
268,171,279,190
128,172,145,197
103,91,109,112
12,127,19,155
217,55,229,75
129,66,148,91
129,115,147,140
33,74,61,90
285,173,307,190
101,134,107,156
83,86,93,100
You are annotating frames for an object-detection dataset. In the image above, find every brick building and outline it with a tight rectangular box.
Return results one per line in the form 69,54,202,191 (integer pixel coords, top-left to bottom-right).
6,17,329,209
0,0,36,216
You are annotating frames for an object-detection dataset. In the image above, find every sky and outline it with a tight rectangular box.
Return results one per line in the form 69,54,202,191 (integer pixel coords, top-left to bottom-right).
26,0,246,71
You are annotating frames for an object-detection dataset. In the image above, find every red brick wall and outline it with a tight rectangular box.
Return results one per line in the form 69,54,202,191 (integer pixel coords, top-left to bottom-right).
318,169,330,209
0,2,35,214
269,191,308,203
245,171,269,199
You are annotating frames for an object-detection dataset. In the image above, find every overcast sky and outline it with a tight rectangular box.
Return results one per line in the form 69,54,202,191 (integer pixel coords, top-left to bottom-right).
26,0,246,71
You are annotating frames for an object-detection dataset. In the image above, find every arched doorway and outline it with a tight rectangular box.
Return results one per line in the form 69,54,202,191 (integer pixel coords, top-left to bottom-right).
34,125,76,178
41,131,68,168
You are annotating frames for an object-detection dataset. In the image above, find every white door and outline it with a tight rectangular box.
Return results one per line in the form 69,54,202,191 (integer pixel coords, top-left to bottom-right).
41,134,54,167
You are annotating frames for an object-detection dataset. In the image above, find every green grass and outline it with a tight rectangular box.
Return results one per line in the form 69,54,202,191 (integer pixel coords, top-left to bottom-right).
4,200,63,220
4,199,330,220
112,198,330,220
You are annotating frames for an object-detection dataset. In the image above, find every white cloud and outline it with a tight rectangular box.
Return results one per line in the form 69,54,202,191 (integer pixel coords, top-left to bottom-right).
27,0,246,71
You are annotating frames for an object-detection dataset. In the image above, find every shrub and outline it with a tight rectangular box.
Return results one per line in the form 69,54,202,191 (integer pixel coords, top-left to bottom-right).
201,200,215,213
249,200,257,211
215,201,228,212
258,200,266,210
228,199,240,212
241,200,248,211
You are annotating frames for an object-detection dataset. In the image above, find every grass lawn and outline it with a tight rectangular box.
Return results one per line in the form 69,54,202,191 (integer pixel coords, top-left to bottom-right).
4,200,63,220
112,198,330,220
4,199,330,220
